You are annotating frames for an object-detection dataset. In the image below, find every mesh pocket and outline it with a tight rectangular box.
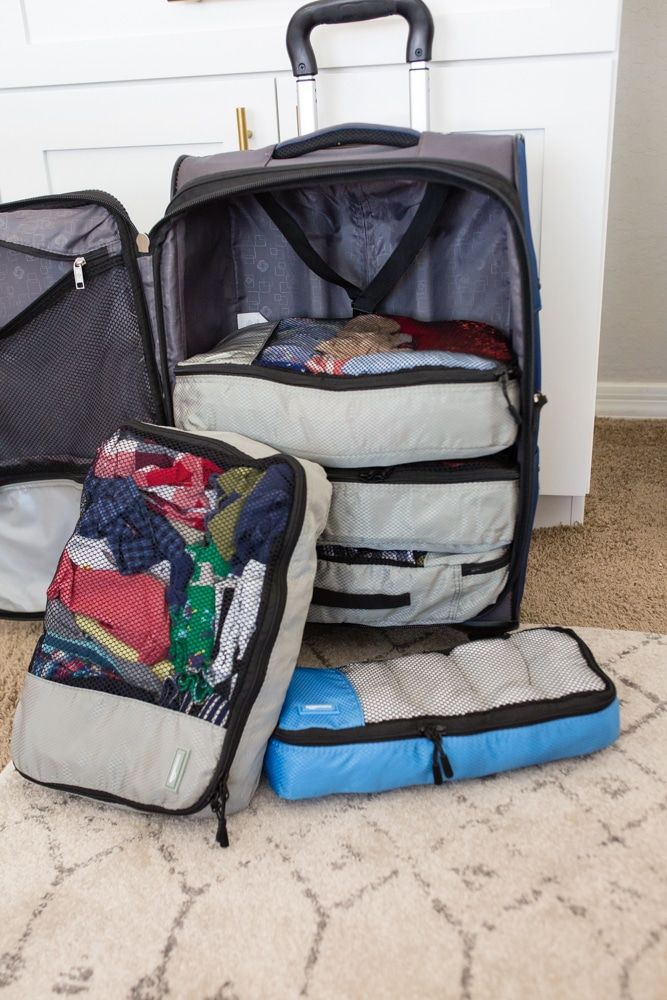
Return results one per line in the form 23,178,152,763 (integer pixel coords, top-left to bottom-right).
28,426,296,729
0,264,162,474
343,630,607,724
0,244,71,328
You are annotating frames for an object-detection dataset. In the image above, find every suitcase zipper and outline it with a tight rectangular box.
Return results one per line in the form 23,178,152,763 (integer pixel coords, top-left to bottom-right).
326,458,519,485
0,251,119,341
175,360,514,391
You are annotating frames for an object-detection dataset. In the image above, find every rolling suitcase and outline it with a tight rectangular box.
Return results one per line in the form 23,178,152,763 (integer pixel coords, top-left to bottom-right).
169,0,545,631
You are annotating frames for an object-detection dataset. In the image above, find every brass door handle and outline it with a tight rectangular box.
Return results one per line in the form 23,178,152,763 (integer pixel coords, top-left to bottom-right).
236,107,254,151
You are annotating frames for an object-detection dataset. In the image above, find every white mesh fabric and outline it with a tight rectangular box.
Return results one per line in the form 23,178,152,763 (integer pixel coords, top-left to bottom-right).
342,629,606,723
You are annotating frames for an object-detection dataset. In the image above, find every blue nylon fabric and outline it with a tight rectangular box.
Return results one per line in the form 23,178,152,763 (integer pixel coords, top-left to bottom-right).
265,700,620,800
514,136,542,389
277,667,364,731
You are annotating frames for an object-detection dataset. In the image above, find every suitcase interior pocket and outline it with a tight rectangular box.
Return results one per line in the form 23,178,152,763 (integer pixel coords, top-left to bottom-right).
1,255,162,474
265,628,620,800
309,544,511,626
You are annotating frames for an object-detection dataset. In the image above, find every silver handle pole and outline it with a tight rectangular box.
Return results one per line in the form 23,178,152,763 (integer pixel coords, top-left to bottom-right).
409,61,430,131
296,76,318,135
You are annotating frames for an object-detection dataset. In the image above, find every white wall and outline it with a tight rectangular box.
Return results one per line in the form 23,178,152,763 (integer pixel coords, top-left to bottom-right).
598,0,667,389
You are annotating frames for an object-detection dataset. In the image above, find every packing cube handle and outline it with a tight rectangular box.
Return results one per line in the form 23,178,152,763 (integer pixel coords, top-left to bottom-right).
287,0,434,77
288,0,434,134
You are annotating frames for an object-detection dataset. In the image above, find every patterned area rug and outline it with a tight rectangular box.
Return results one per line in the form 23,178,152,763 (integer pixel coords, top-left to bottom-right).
0,627,665,1000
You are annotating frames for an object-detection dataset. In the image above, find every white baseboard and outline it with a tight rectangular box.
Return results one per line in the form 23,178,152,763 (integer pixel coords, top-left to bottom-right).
535,495,586,528
596,381,667,419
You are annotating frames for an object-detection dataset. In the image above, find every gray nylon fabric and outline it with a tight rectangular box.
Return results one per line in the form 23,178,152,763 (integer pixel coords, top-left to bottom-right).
308,547,510,626
173,131,516,192
12,673,226,811
0,204,121,257
0,247,71,329
173,373,520,467
0,480,82,614
322,478,518,553
137,255,165,396
159,179,523,366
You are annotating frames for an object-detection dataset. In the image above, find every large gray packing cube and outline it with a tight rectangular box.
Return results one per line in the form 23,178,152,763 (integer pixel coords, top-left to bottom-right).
11,422,331,845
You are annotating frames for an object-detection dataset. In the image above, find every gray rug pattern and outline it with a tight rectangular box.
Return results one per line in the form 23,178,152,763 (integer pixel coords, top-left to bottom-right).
0,628,665,1000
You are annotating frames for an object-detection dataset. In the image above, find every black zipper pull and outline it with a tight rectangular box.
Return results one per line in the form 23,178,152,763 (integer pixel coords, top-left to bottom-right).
422,727,454,785
360,466,395,482
211,780,230,848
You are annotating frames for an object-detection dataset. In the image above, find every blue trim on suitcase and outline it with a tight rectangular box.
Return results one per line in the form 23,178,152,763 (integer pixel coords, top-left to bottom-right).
265,700,620,800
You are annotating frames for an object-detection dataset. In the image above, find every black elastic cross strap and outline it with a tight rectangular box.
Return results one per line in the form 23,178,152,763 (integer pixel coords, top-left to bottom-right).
311,588,411,610
255,192,362,301
255,184,450,314
351,184,450,314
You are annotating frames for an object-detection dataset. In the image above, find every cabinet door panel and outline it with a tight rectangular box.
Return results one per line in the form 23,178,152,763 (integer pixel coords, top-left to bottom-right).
0,0,621,88
0,76,278,233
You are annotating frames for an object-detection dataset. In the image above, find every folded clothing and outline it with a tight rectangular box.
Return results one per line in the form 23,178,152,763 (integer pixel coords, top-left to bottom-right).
32,426,298,728
254,315,512,376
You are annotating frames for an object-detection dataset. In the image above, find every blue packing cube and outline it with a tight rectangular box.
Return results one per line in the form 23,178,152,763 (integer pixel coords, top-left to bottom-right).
264,627,620,800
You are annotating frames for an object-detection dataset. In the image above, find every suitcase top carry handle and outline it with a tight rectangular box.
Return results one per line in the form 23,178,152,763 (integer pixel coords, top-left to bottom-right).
273,123,420,159
286,0,434,77
287,0,434,136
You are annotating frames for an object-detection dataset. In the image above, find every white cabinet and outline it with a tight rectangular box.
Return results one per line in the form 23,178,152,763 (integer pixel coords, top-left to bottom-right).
0,76,279,233
0,0,623,523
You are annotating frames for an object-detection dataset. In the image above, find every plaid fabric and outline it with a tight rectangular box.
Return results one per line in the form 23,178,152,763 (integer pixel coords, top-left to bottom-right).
304,355,351,375
254,315,508,377
78,474,193,607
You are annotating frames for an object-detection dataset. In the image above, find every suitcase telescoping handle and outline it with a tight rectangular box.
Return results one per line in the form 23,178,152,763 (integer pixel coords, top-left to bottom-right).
286,0,434,135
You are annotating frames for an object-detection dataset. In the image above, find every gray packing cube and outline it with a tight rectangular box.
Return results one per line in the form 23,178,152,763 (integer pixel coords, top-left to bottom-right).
265,628,620,800
173,339,520,467
309,455,517,625
309,545,510,626
0,479,83,615
11,422,331,845
322,457,518,554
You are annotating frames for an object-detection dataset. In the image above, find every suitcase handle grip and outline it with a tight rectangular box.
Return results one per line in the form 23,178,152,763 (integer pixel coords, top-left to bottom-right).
287,0,434,77
273,123,419,159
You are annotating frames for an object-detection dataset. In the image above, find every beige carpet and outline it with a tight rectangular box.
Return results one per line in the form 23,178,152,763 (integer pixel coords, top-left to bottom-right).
0,627,665,1000
522,419,667,632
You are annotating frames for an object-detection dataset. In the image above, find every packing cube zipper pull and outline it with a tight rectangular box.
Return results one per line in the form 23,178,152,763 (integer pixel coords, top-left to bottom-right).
422,726,454,784
211,779,230,848
73,256,86,290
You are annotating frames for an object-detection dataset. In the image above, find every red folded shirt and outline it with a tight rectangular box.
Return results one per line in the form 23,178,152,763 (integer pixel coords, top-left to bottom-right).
390,316,514,364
